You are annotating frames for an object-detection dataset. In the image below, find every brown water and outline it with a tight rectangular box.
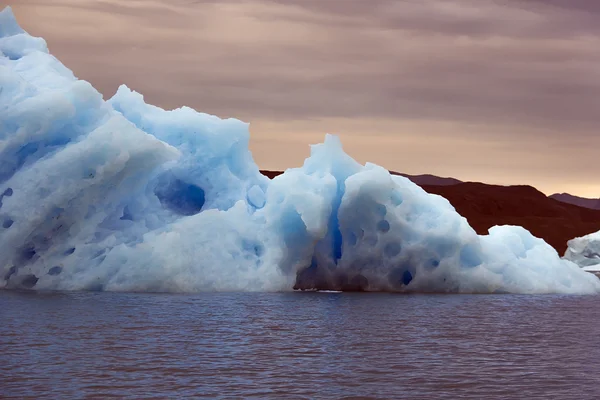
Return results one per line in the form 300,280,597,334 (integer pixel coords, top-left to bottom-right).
1,291,599,399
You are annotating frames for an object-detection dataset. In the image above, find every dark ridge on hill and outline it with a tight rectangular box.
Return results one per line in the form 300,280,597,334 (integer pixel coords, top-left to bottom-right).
396,173,462,186
259,170,600,254
550,193,600,210
261,170,462,187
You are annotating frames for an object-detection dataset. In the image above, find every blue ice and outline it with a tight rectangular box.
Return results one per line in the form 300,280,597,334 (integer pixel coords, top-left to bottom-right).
1,7,599,294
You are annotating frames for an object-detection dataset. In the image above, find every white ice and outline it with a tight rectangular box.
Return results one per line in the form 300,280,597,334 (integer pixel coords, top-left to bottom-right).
1,7,599,294
564,232,600,272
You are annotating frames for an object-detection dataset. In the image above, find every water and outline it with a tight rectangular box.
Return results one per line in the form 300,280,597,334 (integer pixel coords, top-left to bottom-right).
2,291,599,399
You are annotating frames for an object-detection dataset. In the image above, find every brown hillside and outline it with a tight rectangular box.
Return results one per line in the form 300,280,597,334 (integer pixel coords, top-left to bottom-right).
422,183,600,254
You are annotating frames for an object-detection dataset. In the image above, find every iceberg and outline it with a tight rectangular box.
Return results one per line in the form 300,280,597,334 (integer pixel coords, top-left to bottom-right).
564,232,600,272
1,7,599,294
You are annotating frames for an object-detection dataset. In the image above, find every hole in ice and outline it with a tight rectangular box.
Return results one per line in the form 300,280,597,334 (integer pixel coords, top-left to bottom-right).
384,242,402,257
402,270,413,285
120,206,133,221
2,218,13,228
155,178,205,216
20,245,36,261
4,266,16,281
64,247,76,256
375,203,387,217
389,266,415,287
377,220,390,233
0,188,10,210
48,266,62,276
21,274,39,288
429,259,440,268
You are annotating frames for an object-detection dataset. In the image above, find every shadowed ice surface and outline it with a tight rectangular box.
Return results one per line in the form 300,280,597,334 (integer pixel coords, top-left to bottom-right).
2,291,600,399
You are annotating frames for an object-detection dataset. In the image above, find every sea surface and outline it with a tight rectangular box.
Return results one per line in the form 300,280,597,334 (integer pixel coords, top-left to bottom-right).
2,290,599,399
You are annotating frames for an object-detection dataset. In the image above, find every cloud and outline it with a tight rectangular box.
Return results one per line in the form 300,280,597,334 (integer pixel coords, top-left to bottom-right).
9,0,600,127
5,0,600,195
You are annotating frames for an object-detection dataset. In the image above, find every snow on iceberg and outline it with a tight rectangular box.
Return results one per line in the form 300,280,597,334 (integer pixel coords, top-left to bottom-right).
1,6,599,294
564,232,600,272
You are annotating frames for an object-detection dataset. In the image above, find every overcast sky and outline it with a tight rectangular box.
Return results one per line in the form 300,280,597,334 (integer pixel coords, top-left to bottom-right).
5,0,600,196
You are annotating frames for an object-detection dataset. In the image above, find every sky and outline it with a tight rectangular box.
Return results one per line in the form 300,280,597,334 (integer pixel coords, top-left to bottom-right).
5,0,600,196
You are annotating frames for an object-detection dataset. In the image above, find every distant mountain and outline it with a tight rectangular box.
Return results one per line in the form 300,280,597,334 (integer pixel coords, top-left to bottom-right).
395,173,462,186
260,170,600,254
549,193,600,210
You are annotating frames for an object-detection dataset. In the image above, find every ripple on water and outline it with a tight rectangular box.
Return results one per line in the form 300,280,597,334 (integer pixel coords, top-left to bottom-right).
1,291,599,399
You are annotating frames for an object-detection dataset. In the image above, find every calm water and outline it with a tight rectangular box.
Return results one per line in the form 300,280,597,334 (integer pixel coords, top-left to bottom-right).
1,291,600,399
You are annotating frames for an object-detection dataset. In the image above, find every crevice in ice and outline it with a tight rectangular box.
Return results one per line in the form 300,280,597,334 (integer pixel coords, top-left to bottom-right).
332,223,343,263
